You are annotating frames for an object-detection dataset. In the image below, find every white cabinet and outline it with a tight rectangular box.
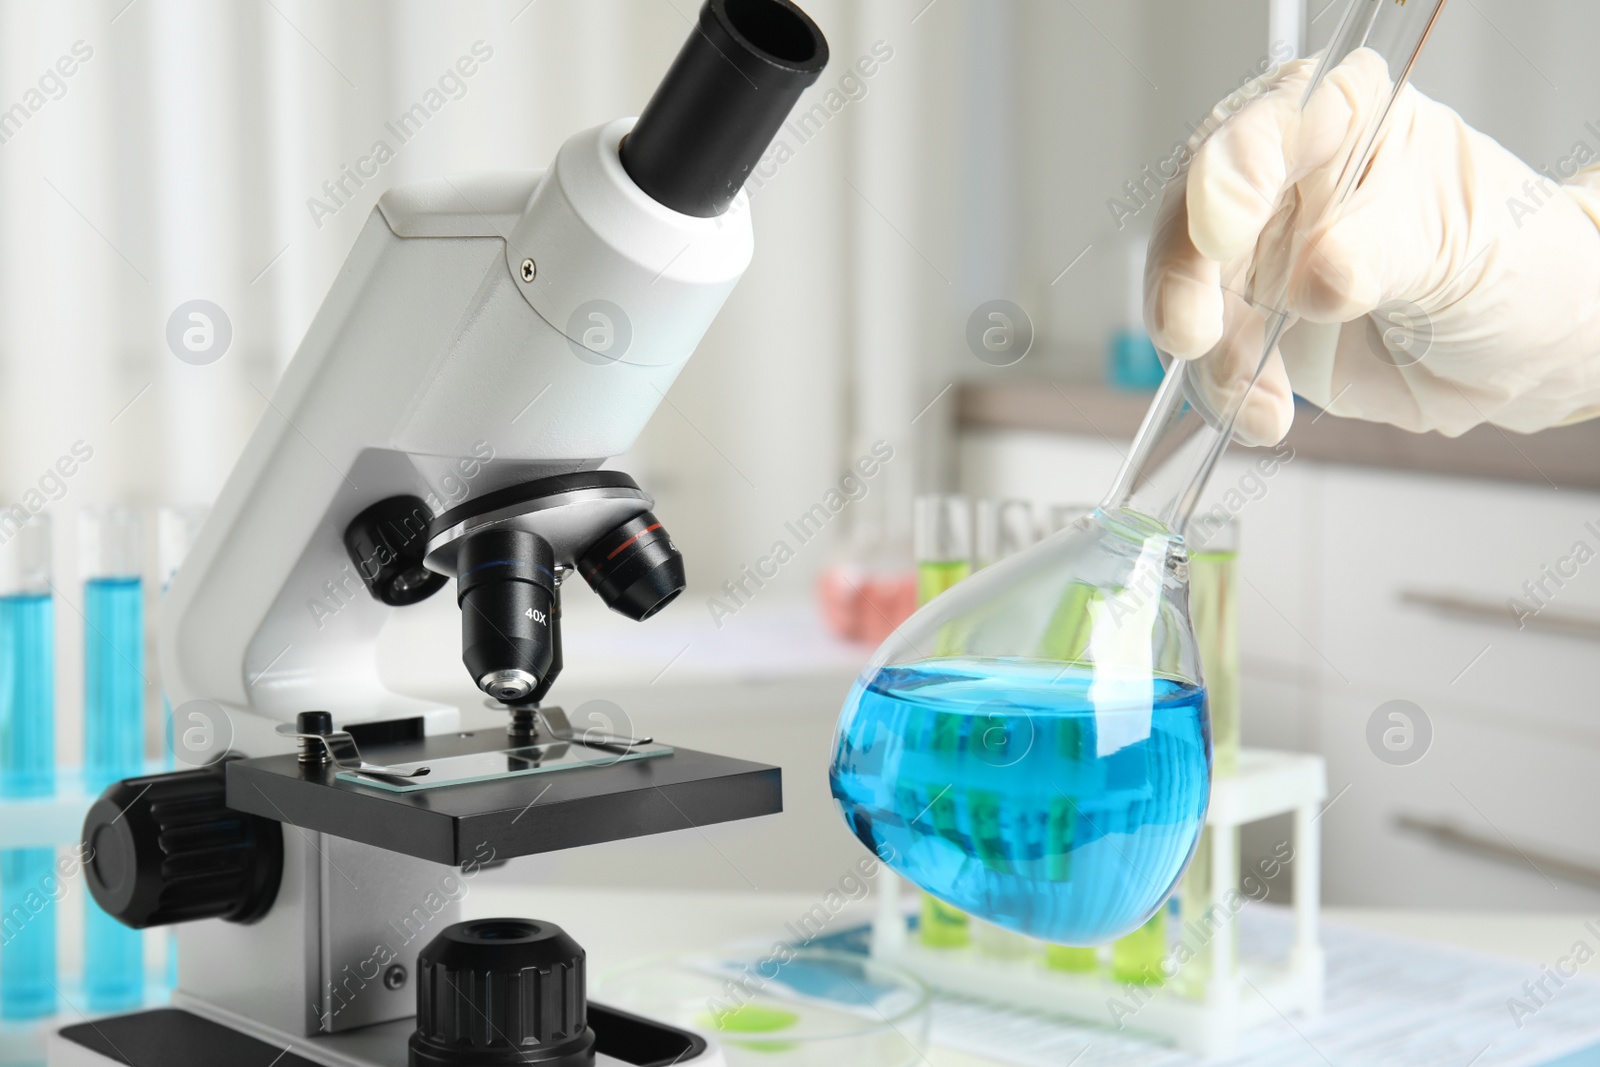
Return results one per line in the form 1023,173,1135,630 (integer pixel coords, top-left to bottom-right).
1311,467,1600,909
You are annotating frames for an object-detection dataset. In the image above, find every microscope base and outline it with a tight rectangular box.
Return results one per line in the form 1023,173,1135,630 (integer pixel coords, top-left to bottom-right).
51,1005,725,1067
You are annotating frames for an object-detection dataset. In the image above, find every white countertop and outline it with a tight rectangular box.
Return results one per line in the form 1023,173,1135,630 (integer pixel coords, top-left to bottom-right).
464,884,1594,1067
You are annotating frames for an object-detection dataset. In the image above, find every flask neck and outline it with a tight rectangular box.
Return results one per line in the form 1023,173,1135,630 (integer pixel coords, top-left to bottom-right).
1098,370,1224,535
1100,309,1292,534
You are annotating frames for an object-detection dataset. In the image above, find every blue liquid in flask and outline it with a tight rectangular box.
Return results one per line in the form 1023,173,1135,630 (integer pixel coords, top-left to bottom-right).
830,658,1210,945
83,575,145,1012
1,592,58,1020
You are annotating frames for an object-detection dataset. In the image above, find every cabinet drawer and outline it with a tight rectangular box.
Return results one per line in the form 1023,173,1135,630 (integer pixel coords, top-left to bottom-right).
1316,686,1600,909
1316,467,1600,741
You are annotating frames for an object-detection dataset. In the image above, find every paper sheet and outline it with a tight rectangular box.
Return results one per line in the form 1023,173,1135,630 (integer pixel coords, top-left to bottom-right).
918,907,1600,1067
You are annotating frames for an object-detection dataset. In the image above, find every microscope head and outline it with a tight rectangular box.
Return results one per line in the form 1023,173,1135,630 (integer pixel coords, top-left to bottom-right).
159,0,828,732
398,0,825,707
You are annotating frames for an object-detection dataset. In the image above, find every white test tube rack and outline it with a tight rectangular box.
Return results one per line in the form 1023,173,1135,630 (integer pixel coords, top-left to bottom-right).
871,748,1327,1058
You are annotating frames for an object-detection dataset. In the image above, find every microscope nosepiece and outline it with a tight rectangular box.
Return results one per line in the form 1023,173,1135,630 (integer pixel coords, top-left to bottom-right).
457,529,558,704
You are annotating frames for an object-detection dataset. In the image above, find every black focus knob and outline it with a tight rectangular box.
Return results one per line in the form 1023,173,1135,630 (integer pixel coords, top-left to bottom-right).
344,495,448,606
410,918,595,1067
82,764,283,930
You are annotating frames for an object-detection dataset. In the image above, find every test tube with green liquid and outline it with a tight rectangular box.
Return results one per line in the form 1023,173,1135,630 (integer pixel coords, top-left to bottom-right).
82,508,146,1012
1112,903,1170,986
1189,515,1239,774
1176,514,1241,997
912,494,973,949
972,500,1044,961
1037,504,1103,974
914,494,972,603
1,517,58,1020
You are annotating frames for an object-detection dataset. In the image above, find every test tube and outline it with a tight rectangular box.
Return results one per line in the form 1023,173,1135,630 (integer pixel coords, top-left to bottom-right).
1177,514,1241,998
1,517,57,1020
81,507,145,1011
972,500,1041,964
909,494,973,949
1042,498,1106,974
912,494,972,605
1112,901,1172,986
1048,503,1091,535
1189,515,1240,774
975,499,1038,569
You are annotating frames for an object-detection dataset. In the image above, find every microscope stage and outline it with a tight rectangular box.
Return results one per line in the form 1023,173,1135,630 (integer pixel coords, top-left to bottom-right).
225,730,781,865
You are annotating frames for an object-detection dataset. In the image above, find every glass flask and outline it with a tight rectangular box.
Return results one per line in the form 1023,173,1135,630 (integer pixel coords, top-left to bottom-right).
829,0,1446,947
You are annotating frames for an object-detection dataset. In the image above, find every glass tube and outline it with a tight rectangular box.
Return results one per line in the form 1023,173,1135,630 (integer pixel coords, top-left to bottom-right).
1189,516,1239,775
913,494,972,604
911,494,974,950
80,507,145,1012
1175,515,1242,996
973,501,1044,961
1112,902,1169,986
1106,0,1448,534
975,500,1038,570
1047,503,1091,536
1,517,57,1020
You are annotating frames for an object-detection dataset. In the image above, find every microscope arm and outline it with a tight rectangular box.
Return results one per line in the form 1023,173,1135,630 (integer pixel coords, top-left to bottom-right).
158,122,755,739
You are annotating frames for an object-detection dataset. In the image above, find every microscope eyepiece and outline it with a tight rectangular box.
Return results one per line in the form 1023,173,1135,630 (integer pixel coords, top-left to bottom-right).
620,0,829,217
578,511,685,621
457,528,557,704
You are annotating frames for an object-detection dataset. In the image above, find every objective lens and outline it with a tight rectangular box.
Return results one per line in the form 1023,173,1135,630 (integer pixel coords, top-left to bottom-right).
456,529,556,703
578,512,685,621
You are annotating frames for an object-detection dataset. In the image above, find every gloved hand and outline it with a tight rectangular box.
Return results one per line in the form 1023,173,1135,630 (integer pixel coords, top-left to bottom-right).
1145,49,1600,445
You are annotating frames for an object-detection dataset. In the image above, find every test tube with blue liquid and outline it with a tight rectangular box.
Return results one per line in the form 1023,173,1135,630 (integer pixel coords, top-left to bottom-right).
81,507,146,1012
1,517,57,1020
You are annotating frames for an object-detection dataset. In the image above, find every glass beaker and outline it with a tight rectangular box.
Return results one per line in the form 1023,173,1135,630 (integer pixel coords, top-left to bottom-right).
829,0,1446,947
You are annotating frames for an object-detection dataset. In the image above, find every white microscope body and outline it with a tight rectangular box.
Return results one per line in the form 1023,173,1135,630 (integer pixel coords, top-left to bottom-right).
54,2,827,1065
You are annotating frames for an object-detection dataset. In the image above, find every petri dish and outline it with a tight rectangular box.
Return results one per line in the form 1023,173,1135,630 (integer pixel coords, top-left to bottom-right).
597,949,930,1066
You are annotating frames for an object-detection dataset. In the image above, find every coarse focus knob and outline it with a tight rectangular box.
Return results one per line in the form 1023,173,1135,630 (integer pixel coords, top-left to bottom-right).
82,763,283,930
344,495,448,606
409,918,594,1067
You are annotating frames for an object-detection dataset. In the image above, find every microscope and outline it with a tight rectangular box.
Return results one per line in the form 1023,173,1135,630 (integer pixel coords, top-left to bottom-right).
54,3,827,1064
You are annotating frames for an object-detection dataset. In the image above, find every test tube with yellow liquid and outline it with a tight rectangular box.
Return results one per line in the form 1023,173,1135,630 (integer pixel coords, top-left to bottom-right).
1176,514,1240,997
911,494,974,949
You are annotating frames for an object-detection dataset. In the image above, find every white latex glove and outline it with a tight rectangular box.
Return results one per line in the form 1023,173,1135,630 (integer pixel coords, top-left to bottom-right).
1146,50,1600,445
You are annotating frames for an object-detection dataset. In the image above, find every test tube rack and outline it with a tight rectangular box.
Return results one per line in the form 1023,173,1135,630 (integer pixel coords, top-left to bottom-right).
871,747,1327,1057
0,771,159,1067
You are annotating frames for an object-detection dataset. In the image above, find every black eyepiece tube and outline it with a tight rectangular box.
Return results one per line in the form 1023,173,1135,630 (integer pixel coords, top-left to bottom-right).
621,0,829,218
